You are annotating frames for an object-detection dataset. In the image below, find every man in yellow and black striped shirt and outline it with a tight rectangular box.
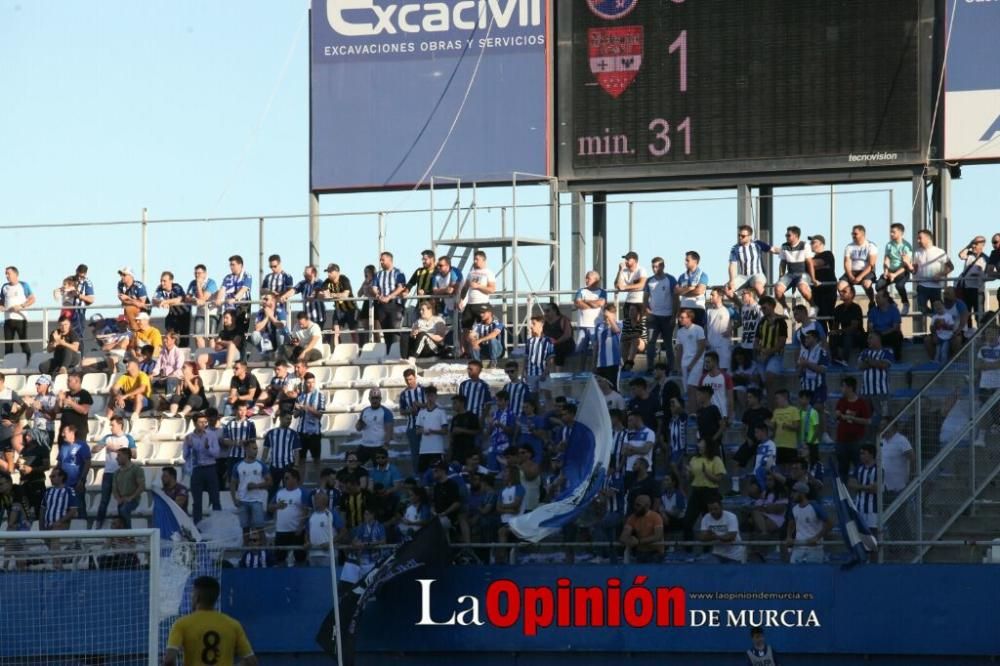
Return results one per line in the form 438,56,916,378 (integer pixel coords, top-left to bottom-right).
406,250,437,312
755,295,788,406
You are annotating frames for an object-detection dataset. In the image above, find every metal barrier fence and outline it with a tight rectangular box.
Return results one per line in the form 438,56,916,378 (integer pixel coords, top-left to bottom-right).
879,312,1000,562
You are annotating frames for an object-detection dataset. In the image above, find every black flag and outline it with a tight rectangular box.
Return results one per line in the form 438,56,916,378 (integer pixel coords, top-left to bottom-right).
316,519,451,664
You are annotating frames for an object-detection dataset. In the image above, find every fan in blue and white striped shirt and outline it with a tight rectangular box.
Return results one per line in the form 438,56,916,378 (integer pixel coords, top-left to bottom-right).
41,468,77,530
375,263,407,306
853,445,879,529
398,376,427,430
293,266,326,326
502,362,530,416
524,317,555,385
262,254,294,317
858,333,894,397
797,332,828,393
264,424,302,471
459,361,492,418
223,403,258,461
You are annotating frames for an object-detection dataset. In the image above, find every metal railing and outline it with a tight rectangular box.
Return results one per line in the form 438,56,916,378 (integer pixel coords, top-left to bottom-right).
878,312,1000,562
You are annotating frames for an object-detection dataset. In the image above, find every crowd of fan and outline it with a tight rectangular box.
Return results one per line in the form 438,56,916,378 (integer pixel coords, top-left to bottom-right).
0,222,998,565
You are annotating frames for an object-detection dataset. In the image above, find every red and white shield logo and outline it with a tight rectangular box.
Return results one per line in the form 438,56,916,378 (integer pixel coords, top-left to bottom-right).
588,26,643,99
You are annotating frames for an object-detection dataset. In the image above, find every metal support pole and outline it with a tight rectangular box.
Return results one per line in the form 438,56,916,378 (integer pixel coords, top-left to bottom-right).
736,184,752,230
378,212,386,255
915,397,923,558
758,186,774,284
970,337,977,509
258,217,266,288
912,172,926,235
592,192,607,282
141,208,148,286
548,179,559,294
309,192,321,268
501,207,510,334
147,529,161,666
889,189,895,226
829,185,836,251
571,192,587,291
627,200,635,251
934,167,952,253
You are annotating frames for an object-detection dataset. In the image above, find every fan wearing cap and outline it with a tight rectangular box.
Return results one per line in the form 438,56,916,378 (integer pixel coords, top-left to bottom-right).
116,266,150,331
21,375,59,444
354,388,394,465
785,480,832,564
319,263,358,345
128,311,162,362
81,315,132,374
615,251,648,322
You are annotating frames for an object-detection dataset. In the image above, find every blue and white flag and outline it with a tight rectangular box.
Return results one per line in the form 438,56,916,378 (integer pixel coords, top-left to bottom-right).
835,477,878,568
509,377,612,542
151,487,201,543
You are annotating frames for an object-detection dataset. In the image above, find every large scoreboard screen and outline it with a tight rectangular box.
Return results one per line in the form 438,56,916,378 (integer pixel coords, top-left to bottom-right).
557,0,933,183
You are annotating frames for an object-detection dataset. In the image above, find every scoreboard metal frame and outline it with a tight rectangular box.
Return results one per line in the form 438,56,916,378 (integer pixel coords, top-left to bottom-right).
555,0,937,189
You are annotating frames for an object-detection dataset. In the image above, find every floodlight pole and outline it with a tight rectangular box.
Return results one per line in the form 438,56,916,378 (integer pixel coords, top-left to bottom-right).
310,192,321,268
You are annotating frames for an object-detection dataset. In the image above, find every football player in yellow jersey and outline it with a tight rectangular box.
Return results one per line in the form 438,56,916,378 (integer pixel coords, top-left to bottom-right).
164,576,257,666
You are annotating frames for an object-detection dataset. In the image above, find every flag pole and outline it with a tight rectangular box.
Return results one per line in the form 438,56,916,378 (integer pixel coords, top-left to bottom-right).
329,532,345,666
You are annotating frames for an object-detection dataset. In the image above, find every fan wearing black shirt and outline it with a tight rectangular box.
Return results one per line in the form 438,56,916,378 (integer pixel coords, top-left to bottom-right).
449,394,480,466
58,372,92,443
431,462,469,542
733,388,771,470
627,378,660,432
695,386,724,457
808,235,838,323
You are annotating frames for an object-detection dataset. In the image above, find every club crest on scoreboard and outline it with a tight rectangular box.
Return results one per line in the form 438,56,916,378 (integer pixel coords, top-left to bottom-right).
588,26,643,99
586,0,639,21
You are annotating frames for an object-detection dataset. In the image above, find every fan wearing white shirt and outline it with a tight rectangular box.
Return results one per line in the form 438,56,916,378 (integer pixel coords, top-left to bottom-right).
698,495,745,563
837,224,878,304
415,387,450,472
675,309,706,406
573,270,607,355
912,229,954,315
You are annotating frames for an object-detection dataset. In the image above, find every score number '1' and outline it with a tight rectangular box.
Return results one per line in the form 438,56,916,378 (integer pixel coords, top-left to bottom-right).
648,31,690,157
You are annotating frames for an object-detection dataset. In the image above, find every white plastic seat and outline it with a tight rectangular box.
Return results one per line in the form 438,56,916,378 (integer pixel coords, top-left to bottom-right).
199,369,221,391
90,395,108,415
134,438,155,463
309,366,333,386
131,517,149,529
357,343,386,364
249,413,273,435
143,467,162,489
219,494,236,512
149,440,184,465
381,364,414,388
323,412,359,436
20,375,41,396
129,418,158,439
4,375,25,392
327,366,359,389
87,467,104,490
91,446,107,465
251,368,274,387
355,365,388,388
136,491,153,514
327,343,359,365
51,373,69,395
216,369,235,392
155,418,188,441
328,390,360,413
1,353,28,371
81,373,109,394
86,417,103,442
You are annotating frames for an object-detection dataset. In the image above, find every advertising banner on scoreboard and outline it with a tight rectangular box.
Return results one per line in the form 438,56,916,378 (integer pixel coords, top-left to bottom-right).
557,0,933,184
944,0,1000,162
310,0,550,192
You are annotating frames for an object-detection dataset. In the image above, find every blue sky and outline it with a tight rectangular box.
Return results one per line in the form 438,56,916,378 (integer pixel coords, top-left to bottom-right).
1,0,997,322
